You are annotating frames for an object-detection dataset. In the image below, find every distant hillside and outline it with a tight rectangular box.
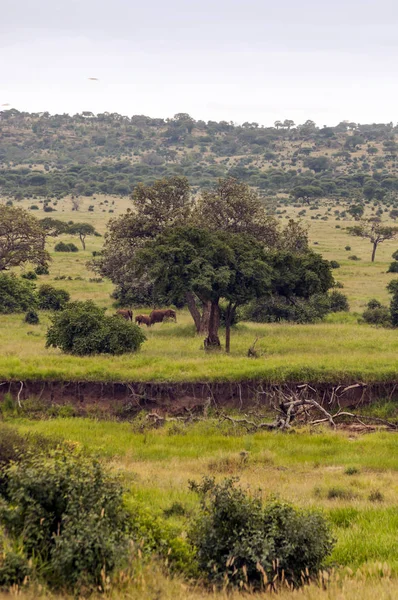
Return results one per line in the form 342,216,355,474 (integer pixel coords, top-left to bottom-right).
0,109,398,205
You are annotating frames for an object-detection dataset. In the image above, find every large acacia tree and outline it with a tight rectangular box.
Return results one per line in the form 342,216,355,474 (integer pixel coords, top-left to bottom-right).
136,227,272,351
0,205,49,271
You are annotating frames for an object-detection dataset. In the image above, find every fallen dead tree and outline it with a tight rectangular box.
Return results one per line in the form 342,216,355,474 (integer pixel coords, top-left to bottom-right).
145,389,398,433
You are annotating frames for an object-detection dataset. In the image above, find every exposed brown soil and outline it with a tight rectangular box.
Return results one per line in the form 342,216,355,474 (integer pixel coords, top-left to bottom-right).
0,379,397,417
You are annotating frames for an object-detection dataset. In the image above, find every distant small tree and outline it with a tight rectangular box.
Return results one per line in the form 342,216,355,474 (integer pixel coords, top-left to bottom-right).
68,223,96,250
348,219,398,262
0,206,49,271
70,197,82,211
347,204,364,220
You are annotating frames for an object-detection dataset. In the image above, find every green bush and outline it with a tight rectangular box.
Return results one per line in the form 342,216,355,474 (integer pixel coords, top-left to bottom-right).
0,541,30,590
38,284,70,311
387,261,398,273
21,271,37,280
245,293,331,324
390,291,398,327
34,264,49,275
0,450,130,591
46,300,146,355
0,274,37,314
392,250,398,260
348,255,361,261
362,306,391,327
24,309,39,325
329,291,349,312
54,242,79,252
189,477,334,590
367,298,382,309
329,260,340,269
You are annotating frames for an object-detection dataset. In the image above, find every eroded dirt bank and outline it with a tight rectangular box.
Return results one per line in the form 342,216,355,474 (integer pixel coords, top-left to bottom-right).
0,380,397,416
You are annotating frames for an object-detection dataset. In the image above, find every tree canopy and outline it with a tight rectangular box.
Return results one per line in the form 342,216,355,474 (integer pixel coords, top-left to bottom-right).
348,218,398,262
0,205,49,271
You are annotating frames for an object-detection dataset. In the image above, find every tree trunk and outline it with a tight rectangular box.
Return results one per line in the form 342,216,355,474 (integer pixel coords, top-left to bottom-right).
199,300,211,334
225,302,236,354
371,241,377,262
204,301,221,350
186,292,201,333
80,234,86,250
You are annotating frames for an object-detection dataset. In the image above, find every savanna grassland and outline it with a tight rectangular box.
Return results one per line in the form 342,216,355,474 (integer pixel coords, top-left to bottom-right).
1,115,398,599
0,193,397,383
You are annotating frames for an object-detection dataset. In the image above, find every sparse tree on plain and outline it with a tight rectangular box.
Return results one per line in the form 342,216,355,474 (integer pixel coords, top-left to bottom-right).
0,205,49,271
348,218,398,262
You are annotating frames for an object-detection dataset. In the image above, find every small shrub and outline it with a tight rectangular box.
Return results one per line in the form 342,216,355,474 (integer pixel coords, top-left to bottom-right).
34,264,49,275
327,487,356,500
392,250,398,260
329,260,340,269
188,477,334,589
368,489,384,502
362,306,391,327
21,270,37,280
345,245,351,251
367,298,382,309
387,261,398,273
24,309,39,325
344,467,359,476
46,300,146,355
348,255,361,261
0,274,37,314
43,205,55,212
54,242,79,252
38,284,70,311
329,290,349,312
0,546,31,590
92,250,103,257
30,204,39,210
335,225,341,229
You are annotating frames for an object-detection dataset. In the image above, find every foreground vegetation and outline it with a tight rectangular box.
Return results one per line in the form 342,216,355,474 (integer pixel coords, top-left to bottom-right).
0,415,397,597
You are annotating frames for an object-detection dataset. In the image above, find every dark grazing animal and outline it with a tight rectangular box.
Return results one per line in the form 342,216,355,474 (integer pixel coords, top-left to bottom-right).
149,308,177,325
135,314,151,327
116,309,133,321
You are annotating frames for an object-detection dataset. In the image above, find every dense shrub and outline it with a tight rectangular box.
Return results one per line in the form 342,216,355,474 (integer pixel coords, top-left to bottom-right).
387,261,398,273
0,540,30,590
390,292,398,327
21,271,37,280
329,291,349,312
24,309,39,324
38,284,70,311
345,245,351,251
189,478,334,590
0,450,130,591
46,300,146,355
0,274,37,314
392,250,398,260
54,242,79,252
244,293,331,324
348,255,361,261
34,264,49,275
367,298,382,309
362,306,391,327
329,260,340,269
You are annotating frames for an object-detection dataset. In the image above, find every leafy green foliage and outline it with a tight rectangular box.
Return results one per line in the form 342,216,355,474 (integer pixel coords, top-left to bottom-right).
0,274,37,314
329,291,350,312
24,309,39,324
46,300,146,355
21,270,37,280
0,205,49,270
189,477,334,589
54,241,79,252
38,284,70,311
362,306,391,327
0,450,130,591
245,293,331,324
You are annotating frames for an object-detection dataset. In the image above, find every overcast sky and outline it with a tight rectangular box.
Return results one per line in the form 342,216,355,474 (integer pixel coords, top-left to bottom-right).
1,0,398,126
